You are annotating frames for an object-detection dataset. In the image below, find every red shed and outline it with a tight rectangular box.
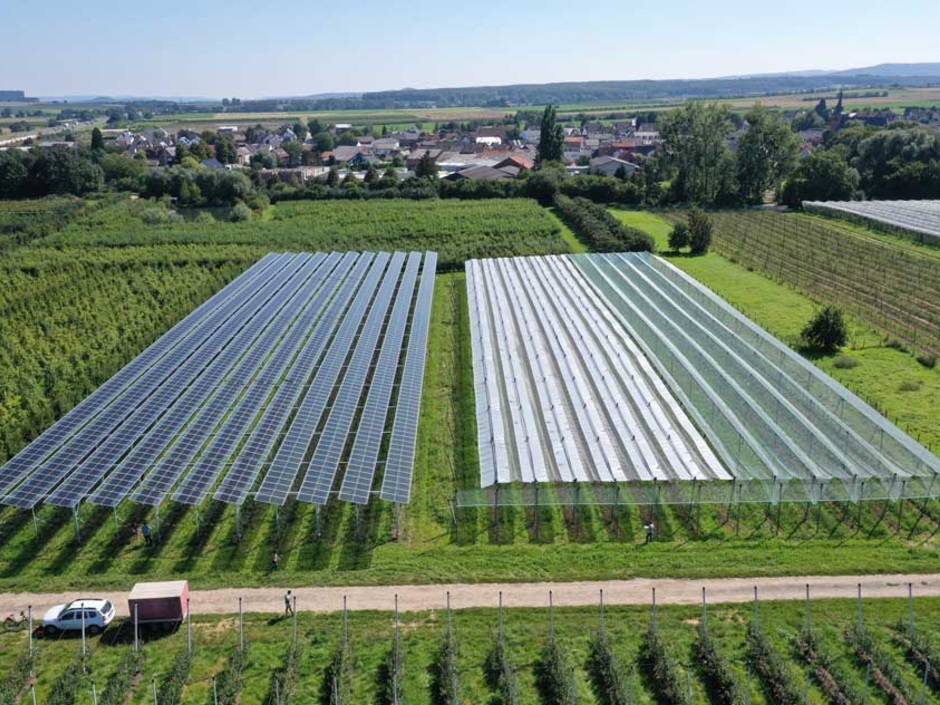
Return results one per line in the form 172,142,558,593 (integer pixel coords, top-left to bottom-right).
128,580,189,624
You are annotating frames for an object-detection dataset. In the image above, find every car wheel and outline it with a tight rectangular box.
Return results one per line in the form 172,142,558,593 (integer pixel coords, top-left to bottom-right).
88,625,102,636
44,625,58,636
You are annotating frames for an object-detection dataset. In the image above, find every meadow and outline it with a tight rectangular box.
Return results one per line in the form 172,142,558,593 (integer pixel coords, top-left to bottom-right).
4,596,940,704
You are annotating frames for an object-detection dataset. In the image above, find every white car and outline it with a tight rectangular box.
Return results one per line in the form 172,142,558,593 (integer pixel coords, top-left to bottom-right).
41,598,115,636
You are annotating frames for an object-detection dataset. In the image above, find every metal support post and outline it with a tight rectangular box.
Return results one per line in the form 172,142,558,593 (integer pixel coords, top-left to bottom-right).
238,597,244,652
187,598,192,655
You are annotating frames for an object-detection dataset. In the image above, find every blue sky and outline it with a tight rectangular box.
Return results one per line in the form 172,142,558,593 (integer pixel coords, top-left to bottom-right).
4,0,939,98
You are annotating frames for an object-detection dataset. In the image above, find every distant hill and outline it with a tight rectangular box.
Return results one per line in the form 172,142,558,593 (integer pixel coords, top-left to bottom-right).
830,62,940,77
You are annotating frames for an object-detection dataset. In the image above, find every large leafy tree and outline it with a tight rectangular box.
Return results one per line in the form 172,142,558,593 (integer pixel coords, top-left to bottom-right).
536,104,564,164
660,102,734,204
415,150,438,179
801,305,847,353
736,104,800,204
778,150,859,207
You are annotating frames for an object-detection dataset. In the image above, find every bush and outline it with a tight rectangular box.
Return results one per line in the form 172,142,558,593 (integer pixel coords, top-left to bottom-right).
323,642,353,705
231,202,252,222
483,639,519,705
534,639,575,705
264,645,301,705
797,629,862,705
553,195,653,252
687,207,713,255
0,652,35,705
156,650,192,705
586,629,629,705
194,211,216,224
832,355,859,369
801,305,847,353
46,657,87,705
215,646,249,705
378,637,405,705
695,625,743,705
668,221,690,251
847,626,915,705
745,624,801,705
98,651,143,705
639,625,685,705
916,353,937,369
430,632,460,705
140,206,169,225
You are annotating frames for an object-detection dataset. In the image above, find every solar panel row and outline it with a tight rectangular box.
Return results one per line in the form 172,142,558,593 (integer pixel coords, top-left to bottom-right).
380,252,437,504
208,252,375,507
129,252,356,507
255,252,392,506
0,253,281,498
39,254,323,509
2,254,305,509
3,250,436,512
297,252,407,504
87,253,336,508
338,252,421,503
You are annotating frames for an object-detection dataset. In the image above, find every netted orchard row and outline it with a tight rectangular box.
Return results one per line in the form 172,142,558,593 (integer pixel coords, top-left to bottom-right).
7,594,940,704
33,198,571,269
0,197,88,250
682,210,940,357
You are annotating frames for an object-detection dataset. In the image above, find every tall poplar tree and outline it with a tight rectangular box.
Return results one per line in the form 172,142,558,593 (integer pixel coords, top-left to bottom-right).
537,104,564,164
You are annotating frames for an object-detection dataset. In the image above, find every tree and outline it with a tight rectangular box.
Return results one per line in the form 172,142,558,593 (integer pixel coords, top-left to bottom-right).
415,150,438,179
801,305,847,353
686,208,713,255
90,127,104,151
668,221,690,251
537,104,564,164
325,167,340,186
307,118,323,136
778,150,859,207
291,120,309,142
215,135,238,164
736,104,800,204
312,131,334,153
283,141,303,167
364,164,379,184
659,102,733,204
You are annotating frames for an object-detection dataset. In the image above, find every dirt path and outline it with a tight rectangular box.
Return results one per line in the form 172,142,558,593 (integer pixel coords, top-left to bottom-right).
3,573,940,618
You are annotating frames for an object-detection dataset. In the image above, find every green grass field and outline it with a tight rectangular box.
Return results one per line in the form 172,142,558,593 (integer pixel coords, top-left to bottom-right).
4,596,940,704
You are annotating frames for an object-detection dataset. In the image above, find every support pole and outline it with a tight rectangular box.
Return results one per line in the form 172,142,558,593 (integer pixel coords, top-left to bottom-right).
549,590,554,643
213,677,219,705
187,598,192,655
81,608,87,660
702,587,707,632
235,504,241,541
805,584,811,633
155,505,161,545
600,589,605,633
72,506,80,543
343,595,348,647
152,677,158,705
92,681,98,705
498,591,504,645
27,605,32,656
754,586,760,635
238,597,244,652
31,507,38,537
909,582,916,641
292,596,298,647
652,587,657,632
134,603,139,653
113,507,119,533
316,505,321,538
857,583,863,632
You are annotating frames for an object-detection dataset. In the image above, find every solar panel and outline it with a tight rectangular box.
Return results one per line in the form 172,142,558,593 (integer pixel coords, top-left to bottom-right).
252,252,392,506
182,252,374,507
39,254,321,509
380,252,437,503
296,253,406,505
86,253,335,507
130,252,356,507
2,254,310,509
0,253,282,498
338,252,421,503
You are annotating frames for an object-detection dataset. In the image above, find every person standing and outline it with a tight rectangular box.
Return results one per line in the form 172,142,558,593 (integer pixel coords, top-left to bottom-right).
284,589,293,615
271,550,280,571
644,522,655,544
142,522,153,547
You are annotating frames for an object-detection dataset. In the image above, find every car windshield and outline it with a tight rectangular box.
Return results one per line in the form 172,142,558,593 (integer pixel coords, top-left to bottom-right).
102,601,112,614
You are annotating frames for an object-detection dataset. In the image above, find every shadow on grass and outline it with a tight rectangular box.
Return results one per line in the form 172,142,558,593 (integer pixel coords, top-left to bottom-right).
88,503,151,575
0,508,32,550
488,506,517,545
523,505,556,544
2,506,70,579
297,499,344,572
173,499,226,574
128,501,191,574
336,498,385,572
45,504,115,575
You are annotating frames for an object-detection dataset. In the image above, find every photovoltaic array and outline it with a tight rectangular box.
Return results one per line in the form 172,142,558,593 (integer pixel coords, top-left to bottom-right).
468,253,940,488
804,200,940,242
0,251,436,511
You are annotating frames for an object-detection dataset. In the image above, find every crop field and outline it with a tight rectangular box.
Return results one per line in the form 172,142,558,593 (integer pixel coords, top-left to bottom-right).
681,210,940,360
3,596,940,704
806,199,940,244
